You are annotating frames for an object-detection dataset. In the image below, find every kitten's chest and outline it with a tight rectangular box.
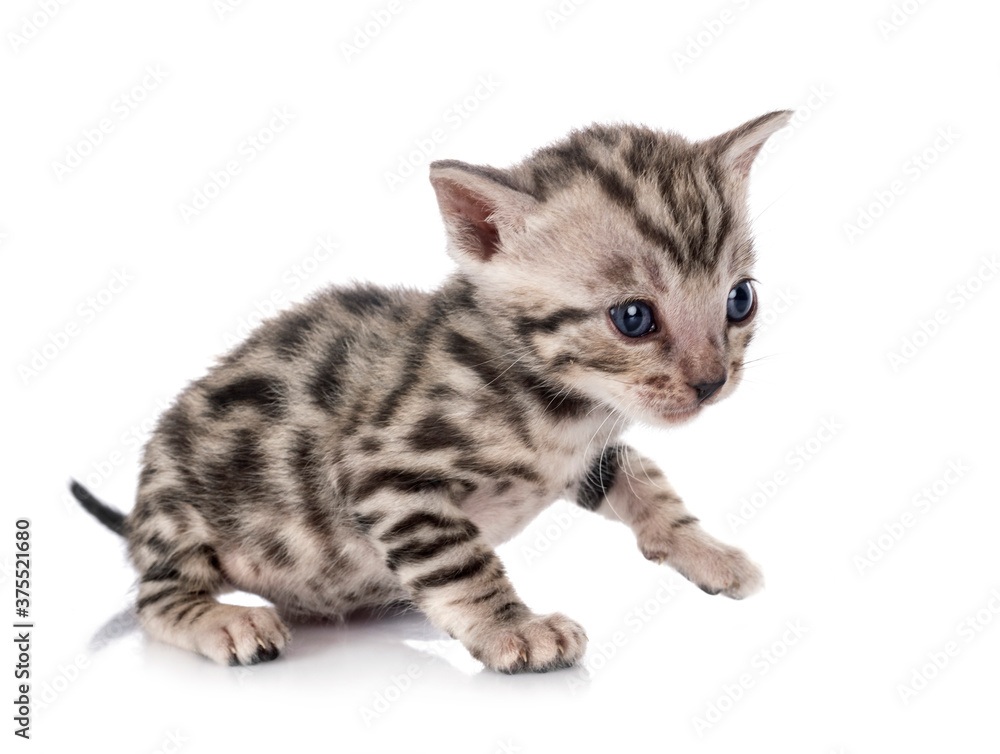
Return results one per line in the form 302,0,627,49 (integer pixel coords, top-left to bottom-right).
459,412,621,544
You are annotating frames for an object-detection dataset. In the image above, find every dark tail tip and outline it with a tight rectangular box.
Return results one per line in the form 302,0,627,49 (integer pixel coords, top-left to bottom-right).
70,480,127,537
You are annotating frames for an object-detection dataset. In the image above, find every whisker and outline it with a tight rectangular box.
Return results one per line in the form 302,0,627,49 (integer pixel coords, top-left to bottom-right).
741,353,779,367
473,351,532,394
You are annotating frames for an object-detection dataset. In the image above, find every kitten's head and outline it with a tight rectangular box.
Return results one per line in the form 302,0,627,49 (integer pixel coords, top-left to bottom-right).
429,111,791,427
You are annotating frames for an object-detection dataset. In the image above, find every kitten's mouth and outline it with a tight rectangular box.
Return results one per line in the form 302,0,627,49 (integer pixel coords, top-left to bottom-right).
656,405,702,425
626,387,704,426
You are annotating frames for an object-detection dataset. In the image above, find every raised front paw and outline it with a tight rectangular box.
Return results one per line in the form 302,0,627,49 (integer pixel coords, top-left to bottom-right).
641,529,764,600
465,612,588,674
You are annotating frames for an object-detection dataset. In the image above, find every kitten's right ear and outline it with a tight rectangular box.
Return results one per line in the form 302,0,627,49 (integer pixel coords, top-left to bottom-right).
429,160,538,264
704,110,793,178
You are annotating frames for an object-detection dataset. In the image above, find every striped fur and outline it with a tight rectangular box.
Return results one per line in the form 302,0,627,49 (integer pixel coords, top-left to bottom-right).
87,112,790,672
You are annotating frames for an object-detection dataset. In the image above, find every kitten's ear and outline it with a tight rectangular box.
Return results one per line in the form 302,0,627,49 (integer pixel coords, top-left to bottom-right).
704,110,793,178
429,160,537,263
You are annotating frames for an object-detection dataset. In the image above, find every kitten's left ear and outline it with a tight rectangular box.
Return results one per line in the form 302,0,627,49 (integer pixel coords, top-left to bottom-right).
704,110,793,178
429,160,538,264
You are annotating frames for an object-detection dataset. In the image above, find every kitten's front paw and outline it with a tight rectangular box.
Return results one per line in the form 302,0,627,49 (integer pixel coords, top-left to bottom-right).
642,531,763,600
466,612,588,674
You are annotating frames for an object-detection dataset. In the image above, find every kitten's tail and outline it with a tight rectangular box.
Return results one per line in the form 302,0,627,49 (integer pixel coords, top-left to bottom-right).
70,480,127,537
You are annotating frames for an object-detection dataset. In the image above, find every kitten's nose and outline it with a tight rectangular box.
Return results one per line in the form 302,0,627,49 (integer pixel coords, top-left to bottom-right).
690,379,726,404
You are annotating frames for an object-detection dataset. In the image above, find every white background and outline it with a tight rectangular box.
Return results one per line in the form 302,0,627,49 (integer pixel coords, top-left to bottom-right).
3,0,999,751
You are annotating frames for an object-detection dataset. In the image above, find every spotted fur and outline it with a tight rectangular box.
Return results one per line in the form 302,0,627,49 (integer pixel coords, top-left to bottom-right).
73,111,791,671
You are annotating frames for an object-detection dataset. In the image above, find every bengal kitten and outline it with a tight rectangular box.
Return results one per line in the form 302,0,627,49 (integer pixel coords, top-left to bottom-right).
73,110,791,672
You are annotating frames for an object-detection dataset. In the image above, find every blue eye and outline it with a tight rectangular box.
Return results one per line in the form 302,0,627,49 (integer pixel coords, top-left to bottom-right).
727,280,755,323
610,301,655,337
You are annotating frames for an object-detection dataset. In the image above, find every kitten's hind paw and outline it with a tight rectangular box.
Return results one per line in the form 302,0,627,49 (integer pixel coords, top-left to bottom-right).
466,612,588,674
193,605,292,666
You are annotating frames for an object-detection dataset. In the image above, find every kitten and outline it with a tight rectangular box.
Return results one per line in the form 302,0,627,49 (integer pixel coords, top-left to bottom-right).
73,111,791,672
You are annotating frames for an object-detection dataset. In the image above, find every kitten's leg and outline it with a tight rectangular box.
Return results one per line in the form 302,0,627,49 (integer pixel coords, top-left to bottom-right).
130,530,291,665
355,490,587,673
577,445,763,598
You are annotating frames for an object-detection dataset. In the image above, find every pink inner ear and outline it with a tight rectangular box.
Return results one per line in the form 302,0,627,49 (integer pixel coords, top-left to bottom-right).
731,143,765,178
439,180,501,260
